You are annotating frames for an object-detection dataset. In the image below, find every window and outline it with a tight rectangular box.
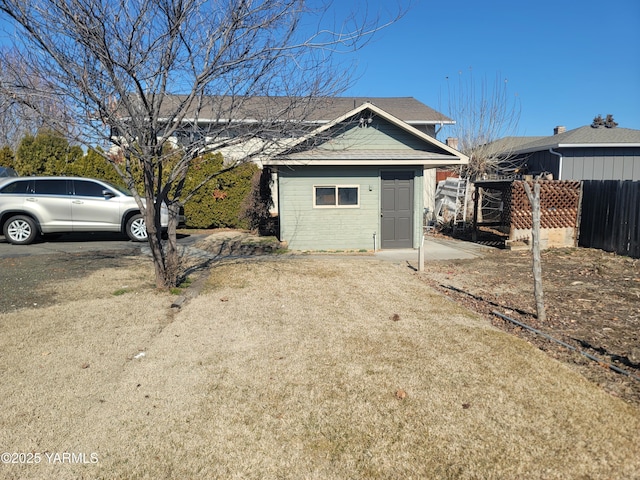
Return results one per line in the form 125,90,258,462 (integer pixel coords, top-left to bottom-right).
314,185,359,208
0,179,33,194
34,179,69,195
74,180,109,197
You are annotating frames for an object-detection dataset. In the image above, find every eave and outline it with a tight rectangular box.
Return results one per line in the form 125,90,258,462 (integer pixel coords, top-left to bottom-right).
512,142,640,155
263,150,465,168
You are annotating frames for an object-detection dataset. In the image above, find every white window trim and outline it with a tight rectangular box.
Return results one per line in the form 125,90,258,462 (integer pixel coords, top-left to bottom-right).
313,184,360,208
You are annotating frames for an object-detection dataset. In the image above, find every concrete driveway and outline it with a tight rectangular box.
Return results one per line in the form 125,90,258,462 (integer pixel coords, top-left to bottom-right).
0,231,206,258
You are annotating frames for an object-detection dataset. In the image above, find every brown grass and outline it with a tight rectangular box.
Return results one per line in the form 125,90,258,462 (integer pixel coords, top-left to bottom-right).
1,257,639,479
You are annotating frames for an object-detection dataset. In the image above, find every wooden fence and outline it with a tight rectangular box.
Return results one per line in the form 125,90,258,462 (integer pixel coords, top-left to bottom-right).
579,180,640,258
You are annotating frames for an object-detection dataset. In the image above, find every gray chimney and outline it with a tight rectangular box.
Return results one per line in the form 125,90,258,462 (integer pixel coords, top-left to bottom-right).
554,126,566,135
446,137,459,150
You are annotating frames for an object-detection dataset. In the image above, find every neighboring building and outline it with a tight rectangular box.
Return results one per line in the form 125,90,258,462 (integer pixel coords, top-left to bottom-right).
493,124,640,181
263,102,468,250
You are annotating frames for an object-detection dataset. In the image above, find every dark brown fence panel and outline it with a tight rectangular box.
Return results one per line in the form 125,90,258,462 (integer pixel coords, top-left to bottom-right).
579,180,640,258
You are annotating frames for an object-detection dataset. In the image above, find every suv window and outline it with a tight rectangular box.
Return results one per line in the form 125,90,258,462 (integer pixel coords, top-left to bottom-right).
34,179,69,195
0,179,33,194
74,180,109,197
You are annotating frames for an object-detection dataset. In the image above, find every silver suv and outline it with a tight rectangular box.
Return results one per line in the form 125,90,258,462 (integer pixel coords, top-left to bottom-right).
0,176,184,245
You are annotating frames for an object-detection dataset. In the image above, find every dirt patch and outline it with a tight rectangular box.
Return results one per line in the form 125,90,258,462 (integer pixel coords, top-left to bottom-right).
0,250,144,312
0,230,281,313
419,241,640,407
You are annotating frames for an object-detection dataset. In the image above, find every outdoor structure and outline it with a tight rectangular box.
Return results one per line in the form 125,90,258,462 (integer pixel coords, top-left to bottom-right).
126,95,467,250
492,124,640,181
471,179,582,250
263,102,468,250
158,95,458,215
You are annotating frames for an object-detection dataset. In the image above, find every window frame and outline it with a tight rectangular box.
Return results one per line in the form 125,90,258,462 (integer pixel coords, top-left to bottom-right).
313,184,360,208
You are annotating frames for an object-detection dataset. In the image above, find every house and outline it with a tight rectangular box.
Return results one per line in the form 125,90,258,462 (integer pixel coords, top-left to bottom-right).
492,124,640,181
262,101,468,251
124,95,467,250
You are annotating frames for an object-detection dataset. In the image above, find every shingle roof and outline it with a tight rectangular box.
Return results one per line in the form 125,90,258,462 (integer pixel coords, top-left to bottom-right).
507,126,640,154
307,97,453,124
487,136,547,153
156,95,452,125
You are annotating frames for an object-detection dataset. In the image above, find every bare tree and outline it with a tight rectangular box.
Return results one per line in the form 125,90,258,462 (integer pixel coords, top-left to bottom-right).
0,0,401,287
444,70,522,180
523,181,546,322
0,50,76,149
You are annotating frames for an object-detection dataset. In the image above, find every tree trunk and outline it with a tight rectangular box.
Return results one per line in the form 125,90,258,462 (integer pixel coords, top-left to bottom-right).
523,181,546,322
141,158,181,289
164,203,181,286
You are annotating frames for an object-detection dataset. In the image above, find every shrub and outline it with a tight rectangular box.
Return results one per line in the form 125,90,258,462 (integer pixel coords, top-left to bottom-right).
183,154,259,229
0,145,15,169
66,147,123,185
15,130,83,176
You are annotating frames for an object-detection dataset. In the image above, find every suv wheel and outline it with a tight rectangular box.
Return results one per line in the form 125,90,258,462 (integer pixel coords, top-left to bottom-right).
126,214,148,242
3,215,39,245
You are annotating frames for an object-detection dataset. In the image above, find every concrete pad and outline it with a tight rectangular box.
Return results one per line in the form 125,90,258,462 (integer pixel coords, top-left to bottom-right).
374,236,493,265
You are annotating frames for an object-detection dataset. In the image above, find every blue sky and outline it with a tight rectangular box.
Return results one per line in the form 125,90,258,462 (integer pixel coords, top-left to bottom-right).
336,0,640,137
0,1,636,139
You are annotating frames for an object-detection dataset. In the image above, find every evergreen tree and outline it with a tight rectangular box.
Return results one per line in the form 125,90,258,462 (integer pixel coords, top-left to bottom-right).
0,145,14,168
15,130,82,175
67,147,123,185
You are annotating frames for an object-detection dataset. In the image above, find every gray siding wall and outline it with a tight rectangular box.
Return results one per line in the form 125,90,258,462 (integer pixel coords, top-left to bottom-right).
517,147,640,181
561,147,640,181
278,165,423,250
318,119,443,153
522,150,560,179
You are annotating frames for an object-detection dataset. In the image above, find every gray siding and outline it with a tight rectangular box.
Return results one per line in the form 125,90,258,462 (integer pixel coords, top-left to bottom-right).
562,147,640,181
317,118,444,153
278,166,423,250
516,147,640,181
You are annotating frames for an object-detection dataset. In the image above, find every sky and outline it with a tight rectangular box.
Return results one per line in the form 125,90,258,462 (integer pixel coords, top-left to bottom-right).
0,0,636,140
334,0,640,137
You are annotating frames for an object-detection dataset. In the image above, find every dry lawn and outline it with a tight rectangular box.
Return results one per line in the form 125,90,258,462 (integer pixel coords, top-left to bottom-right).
1,256,639,479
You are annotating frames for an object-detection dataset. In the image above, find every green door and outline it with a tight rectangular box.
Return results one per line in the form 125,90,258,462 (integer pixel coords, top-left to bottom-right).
381,171,413,249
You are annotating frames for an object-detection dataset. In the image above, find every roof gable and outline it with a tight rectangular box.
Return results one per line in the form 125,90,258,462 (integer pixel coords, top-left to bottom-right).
314,117,444,153
265,102,468,167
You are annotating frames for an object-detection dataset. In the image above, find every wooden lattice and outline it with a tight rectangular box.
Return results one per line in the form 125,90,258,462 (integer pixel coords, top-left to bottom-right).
507,180,581,230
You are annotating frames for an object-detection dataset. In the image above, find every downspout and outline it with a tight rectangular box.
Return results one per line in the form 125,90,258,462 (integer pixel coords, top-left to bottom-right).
549,148,562,180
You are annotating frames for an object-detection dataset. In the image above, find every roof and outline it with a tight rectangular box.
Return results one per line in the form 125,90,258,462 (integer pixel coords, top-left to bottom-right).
155,95,453,127
303,97,453,125
502,126,640,154
487,136,547,152
264,102,467,167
